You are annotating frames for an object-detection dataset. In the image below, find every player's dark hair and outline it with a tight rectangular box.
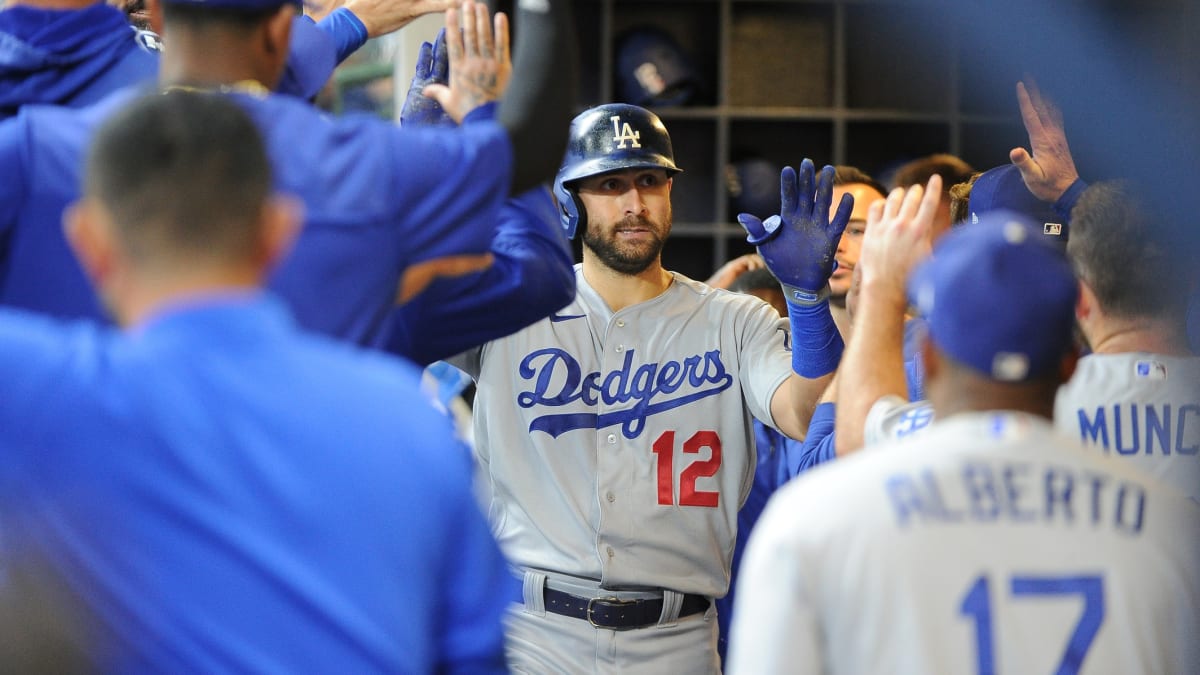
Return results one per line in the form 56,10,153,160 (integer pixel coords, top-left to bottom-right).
161,2,280,32
1067,180,1193,320
728,267,780,294
889,153,975,194
833,166,887,199
85,90,271,264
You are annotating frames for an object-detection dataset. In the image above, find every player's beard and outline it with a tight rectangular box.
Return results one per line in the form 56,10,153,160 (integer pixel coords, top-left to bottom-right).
583,211,671,276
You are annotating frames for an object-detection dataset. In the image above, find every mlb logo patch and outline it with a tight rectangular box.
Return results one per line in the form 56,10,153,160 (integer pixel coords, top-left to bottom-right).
1134,360,1168,380
1043,222,1063,236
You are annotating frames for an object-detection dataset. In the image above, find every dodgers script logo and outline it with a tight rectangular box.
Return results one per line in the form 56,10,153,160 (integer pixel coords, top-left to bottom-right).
610,115,642,149
517,348,733,439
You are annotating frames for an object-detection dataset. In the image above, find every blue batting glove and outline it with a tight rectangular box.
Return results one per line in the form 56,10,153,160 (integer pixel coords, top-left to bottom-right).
736,159,854,305
400,29,453,128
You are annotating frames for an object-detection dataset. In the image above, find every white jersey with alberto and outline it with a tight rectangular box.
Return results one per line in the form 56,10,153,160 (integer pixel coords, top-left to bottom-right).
729,412,1200,675
1055,353,1200,500
455,266,792,598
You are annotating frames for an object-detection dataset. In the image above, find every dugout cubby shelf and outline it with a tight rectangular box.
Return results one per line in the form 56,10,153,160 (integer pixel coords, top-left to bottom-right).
571,0,1025,281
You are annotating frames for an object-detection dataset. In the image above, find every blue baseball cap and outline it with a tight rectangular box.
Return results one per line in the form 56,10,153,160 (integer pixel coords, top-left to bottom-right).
908,211,1078,382
968,164,1065,242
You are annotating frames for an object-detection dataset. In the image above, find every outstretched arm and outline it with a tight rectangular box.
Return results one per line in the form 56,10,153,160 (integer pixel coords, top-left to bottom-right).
706,253,766,290
408,0,576,195
278,0,454,101
385,42,575,365
737,160,854,440
834,177,939,455
384,187,575,365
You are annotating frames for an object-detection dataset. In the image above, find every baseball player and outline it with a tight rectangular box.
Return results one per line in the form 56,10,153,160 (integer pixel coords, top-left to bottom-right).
838,81,1093,455
0,89,516,672
863,183,1200,497
450,103,852,672
1053,181,1199,499
728,209,1200,675
0,0,576,365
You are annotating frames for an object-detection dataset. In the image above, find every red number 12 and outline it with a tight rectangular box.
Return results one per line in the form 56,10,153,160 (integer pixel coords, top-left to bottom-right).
651,430,722,507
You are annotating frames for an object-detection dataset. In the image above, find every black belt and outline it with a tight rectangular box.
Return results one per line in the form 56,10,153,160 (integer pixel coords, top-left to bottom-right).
542,587,710,630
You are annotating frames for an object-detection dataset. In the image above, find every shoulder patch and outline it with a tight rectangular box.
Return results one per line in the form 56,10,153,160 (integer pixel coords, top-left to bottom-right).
1134,359,1168,380
134,29,164,54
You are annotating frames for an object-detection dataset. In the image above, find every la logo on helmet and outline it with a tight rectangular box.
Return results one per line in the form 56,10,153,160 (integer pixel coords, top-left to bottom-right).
610,116,642,149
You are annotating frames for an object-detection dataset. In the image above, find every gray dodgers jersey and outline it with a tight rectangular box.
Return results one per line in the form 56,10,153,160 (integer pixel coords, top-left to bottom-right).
1054,352,1200,500
455,266,793,597
730,412,1200,675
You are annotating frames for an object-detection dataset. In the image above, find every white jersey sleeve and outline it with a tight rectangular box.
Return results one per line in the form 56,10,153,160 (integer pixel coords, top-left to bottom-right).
864,395,936,446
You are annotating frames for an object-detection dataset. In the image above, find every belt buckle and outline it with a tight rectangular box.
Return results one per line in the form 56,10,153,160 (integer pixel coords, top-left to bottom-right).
586,596,639,630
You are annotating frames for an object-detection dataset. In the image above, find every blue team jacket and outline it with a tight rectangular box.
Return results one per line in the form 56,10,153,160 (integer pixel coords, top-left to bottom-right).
0,3,157,119
0,295,518,672
0,3,344,119
0,87,574,363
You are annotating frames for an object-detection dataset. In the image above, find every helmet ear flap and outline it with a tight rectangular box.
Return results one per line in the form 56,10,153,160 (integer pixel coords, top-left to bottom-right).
553,103,680,240
553,178,586,240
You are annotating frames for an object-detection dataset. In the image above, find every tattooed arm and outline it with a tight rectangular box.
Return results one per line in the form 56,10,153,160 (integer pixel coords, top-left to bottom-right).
421,1,511,124
423,0,575,195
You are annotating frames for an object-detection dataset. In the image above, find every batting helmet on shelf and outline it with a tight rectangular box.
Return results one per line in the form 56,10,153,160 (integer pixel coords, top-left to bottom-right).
615,26,702,108
553,103,682,239
726,157,783,220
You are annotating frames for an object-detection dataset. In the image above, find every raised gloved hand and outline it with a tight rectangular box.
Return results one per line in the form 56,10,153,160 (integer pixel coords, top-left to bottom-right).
400,29,454,128
736,159,854,306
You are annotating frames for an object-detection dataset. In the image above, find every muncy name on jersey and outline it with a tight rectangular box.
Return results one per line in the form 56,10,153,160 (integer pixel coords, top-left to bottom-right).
1075,403,1199,456
517,348,733,439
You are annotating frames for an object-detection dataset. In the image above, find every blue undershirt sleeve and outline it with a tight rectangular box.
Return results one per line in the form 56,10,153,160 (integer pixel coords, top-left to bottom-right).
1052,177,1088,225
317,8,369,64
793,402,838,475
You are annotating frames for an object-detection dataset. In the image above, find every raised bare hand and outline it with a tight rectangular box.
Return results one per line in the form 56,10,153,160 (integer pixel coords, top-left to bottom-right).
422,1,512,124
1009,80,1080,202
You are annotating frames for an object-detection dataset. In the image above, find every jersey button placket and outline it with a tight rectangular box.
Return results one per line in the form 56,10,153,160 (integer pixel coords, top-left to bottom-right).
597,314,630,580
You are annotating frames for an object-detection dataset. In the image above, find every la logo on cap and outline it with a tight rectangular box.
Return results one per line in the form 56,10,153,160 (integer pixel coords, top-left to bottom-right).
610,116,642,149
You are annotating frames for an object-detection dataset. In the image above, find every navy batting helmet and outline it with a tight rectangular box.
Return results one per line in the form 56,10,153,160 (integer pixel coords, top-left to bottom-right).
553,103,682,239
615,26,701,108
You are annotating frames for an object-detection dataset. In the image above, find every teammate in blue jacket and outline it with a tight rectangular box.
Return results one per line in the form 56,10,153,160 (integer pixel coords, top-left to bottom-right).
0,0,158,118
0,0,401,116
383,28,576,364
0,88,516,673
0,0,577,363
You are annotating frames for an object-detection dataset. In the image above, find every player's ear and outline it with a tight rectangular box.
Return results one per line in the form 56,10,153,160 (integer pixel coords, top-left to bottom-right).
63,198,118,289
1074,279,1095,322
263,5,294,60
258,193,303,271
145,0,164,36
